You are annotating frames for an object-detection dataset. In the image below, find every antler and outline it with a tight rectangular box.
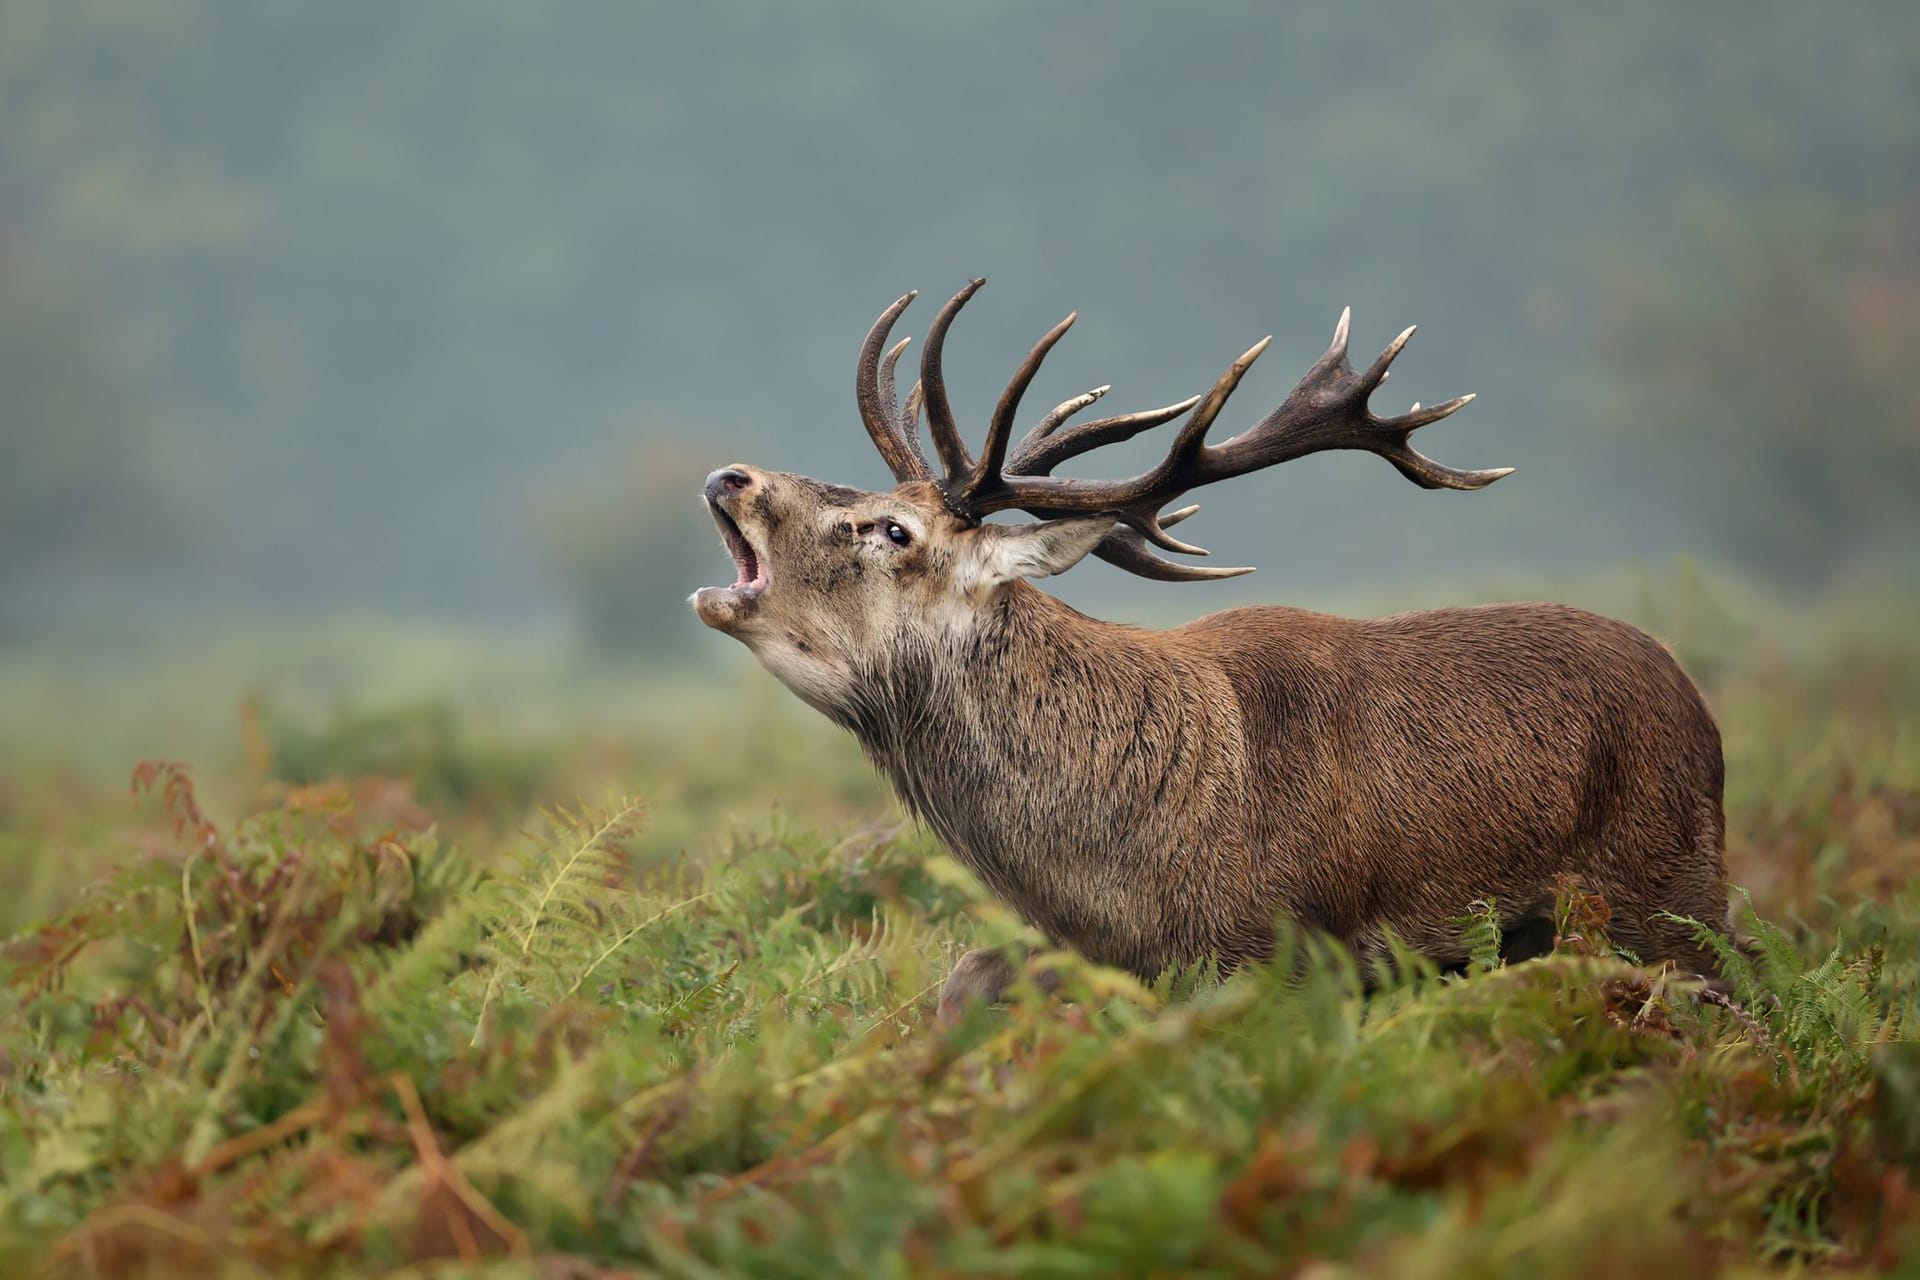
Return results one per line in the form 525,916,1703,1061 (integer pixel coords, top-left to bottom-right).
853,282,1510,579
855,290,931,483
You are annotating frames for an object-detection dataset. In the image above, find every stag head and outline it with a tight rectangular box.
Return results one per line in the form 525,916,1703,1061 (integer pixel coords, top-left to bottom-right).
691,279,1508,709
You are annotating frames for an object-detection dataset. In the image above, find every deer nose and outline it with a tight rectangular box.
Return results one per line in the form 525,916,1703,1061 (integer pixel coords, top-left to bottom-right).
704,468,753,503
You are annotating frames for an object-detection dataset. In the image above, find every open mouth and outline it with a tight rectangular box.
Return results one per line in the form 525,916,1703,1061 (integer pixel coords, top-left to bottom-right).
708,500,769,595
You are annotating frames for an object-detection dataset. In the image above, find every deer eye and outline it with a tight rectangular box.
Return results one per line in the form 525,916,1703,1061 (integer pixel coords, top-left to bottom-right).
883,521,912,547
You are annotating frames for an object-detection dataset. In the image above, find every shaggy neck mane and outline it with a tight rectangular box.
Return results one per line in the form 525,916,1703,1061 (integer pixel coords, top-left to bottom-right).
839,582,1115,764
831,583,1229,939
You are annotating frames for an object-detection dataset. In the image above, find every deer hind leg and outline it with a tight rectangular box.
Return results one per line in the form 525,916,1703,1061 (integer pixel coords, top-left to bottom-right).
1601,894,1732,979
1589,791,1732,981
1347,918,1473,986
1350,892,1557,985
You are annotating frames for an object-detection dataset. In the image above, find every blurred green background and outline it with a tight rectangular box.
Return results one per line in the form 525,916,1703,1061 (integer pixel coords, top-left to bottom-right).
2,1,1916,821
8,2,1917,625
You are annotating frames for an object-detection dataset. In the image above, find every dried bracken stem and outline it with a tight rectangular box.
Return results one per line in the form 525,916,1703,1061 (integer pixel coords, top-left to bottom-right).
189,1102,326,1180
392,1072,527,1260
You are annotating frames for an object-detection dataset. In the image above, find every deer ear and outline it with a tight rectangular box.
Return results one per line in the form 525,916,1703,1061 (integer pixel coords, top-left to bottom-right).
964,517,1115,587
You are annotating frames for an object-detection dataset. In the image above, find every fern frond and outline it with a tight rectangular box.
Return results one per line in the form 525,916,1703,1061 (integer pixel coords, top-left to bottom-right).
1455,898,1504,975
559,887,721,1003
1655,908,1759,1004
1782,944,1881,1066
660,961,739,1037
361,892,484,1023
472,795,647,1044
517,798,647,953
787,913,897,1011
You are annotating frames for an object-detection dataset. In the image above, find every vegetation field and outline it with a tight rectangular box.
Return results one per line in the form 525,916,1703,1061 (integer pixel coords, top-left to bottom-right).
1,578,1916,1278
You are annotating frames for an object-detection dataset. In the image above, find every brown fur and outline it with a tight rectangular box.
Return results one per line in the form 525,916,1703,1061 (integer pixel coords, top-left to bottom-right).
693,468,1729,1014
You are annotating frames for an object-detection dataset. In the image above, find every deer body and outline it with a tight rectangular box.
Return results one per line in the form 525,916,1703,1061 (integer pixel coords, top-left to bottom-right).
692,282,1730,1015
844,584,1724,982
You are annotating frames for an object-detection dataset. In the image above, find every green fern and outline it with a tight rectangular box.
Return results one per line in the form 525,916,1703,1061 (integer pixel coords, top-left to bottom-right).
1661,887,1890,1073
1783,947,1886,1066
2,640,1913,1280
785,912,900,1013
471,796,647,1043
1660,907,1759,1002
360,885,485,1025
1455,897,1504,975
660,960,740,1037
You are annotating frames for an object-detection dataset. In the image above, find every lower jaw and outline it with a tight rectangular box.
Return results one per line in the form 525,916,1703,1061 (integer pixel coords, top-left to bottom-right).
692,584,761,627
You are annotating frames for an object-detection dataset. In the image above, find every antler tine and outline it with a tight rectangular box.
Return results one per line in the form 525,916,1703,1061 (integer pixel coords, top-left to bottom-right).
1367,394,1508,488
877,335,911,418
1364,325,1416,386
921,278,987,484
1119,509,1211,557
1329,305,1353,367
1018,385,1110,453
1091,527,1253,581
1199,314,1507,491
961,310,1077,506
970,336,1270,517
1006,394,1204,478
1116,336,1269,503
903,381,924,433
876,335,932,474
855,291,930,483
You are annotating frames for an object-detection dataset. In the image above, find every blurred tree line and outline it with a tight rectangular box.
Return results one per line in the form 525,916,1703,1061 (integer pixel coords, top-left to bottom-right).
0,251,180,633
1597,197,1920,583
2,2,1915,646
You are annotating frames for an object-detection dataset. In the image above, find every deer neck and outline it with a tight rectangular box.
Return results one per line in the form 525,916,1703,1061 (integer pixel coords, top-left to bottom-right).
838,583,1231,940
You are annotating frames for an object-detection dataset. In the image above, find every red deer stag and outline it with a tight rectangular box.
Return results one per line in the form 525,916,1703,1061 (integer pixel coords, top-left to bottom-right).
692,280,1728,1019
